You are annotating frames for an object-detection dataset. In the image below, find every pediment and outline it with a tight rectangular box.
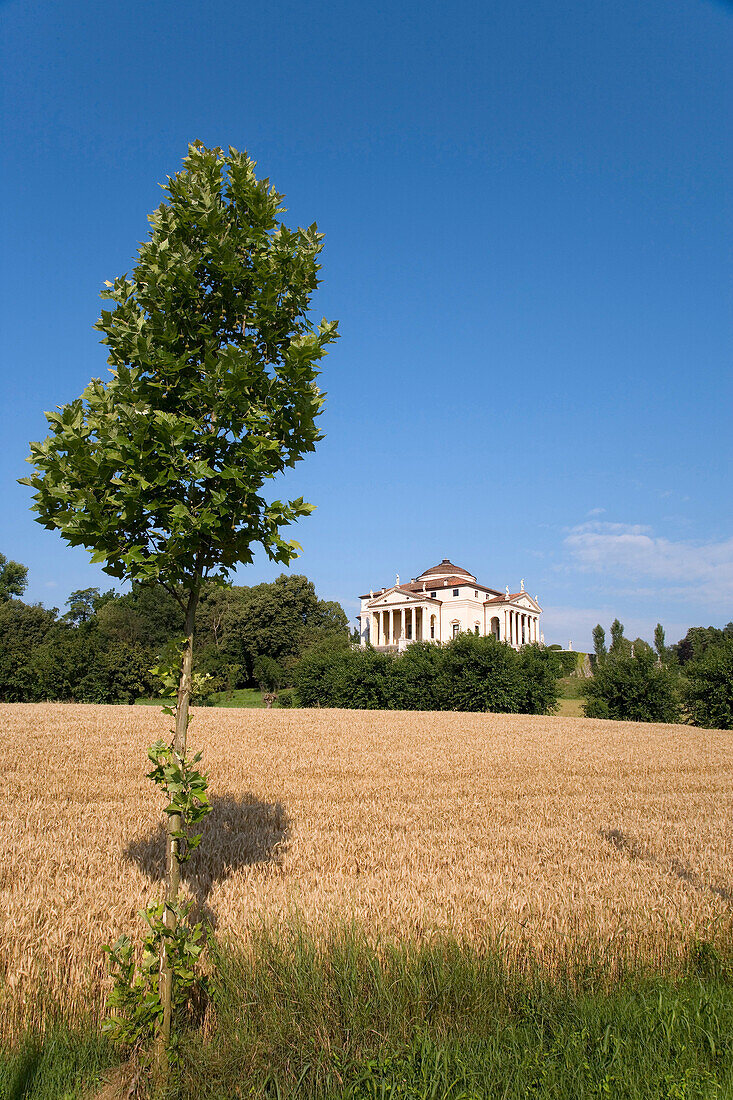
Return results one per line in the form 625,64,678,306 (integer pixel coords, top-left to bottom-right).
368,586,431,608
513,594,540,611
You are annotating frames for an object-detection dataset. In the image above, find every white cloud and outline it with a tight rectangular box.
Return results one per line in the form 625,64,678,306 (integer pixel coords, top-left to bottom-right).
586,507,606,516
563,522,733,605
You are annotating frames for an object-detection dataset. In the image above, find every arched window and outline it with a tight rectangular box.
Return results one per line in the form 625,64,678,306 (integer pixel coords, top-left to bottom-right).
490,616,500,639
474,622,480,635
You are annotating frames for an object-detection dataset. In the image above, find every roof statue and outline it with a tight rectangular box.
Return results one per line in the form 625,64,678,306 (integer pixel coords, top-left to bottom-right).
520,578,524,591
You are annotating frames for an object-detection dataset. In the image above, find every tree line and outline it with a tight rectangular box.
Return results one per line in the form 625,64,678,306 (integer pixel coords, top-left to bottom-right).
585,617,733,728
0,554,348,704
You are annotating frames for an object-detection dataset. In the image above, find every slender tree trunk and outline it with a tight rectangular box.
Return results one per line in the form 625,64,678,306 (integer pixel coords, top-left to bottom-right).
156,587,199,1071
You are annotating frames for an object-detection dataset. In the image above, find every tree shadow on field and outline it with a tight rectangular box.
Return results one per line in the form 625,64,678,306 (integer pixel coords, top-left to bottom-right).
125,793,291,927
599,828,732,904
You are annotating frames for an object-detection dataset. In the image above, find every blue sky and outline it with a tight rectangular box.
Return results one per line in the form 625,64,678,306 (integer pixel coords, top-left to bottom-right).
1,0,731,650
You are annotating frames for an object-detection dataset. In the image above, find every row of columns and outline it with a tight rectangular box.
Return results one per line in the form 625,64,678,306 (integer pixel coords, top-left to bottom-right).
503,609,539,647
372,606,435,646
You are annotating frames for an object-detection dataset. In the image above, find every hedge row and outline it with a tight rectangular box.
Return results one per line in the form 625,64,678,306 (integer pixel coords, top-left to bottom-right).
294,635,561,714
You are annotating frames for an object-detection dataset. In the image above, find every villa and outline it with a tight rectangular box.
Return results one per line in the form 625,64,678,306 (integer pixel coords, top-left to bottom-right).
359,559,542,651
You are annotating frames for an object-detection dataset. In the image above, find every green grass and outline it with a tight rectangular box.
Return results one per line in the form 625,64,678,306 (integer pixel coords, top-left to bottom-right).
555,696,586,717
4,930,733,1099
0,1024,114,1100
557,675,586,700
556,675,587,717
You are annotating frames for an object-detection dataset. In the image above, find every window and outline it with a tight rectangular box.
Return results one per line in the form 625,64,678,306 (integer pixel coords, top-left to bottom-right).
430,620,435,639
474,589,478,598
474,624,480,635
430,591,436,598
452,622,460,638
453,588,459,596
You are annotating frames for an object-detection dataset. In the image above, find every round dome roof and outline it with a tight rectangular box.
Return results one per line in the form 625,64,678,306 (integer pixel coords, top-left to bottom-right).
416,559,476,582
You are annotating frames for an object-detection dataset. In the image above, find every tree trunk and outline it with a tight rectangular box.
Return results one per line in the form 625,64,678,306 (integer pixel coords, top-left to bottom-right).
157,588,198,1069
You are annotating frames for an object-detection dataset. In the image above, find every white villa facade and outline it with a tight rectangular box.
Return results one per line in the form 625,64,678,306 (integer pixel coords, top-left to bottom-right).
359,559,542,651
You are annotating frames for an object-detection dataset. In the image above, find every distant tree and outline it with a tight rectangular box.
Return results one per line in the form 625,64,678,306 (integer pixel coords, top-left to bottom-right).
583,649,681,723
684,638,733,729
0,600,56,701
654,623,666,663
0,553,28,602
609,618,625,655
21,142,337,1064
629,637,653,658
253,654,286,697
63,587,113,624
592,624,607,663
96,583,180,648
674,623,733,665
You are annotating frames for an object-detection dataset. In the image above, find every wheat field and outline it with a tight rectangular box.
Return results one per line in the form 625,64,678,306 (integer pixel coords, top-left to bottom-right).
0,703,731,1040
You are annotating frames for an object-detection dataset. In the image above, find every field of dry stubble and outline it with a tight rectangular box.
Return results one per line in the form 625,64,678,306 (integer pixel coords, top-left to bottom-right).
0,703,731,1040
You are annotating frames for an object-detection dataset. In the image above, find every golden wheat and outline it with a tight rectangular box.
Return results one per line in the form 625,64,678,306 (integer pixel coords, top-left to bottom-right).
0,703,730,1039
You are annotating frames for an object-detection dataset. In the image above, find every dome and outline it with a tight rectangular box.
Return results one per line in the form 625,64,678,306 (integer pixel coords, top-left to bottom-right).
416,559,476,582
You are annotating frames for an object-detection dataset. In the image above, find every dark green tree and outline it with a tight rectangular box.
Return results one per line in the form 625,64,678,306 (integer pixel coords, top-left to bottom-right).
592,624,607,663
0,600,56,701
63,587,113,624
674,623,733,665
609,618,625,655
0,553,28,602
684,638,733,729
21,142,337,1062
583,649,681,723
253,654,286,700
653,623,666,664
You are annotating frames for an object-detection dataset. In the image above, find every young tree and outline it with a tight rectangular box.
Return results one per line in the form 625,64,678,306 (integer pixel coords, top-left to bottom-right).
654,622,666,664
592,623,607,663
0,552,28,602
609,618,625,655
21,142,338,1059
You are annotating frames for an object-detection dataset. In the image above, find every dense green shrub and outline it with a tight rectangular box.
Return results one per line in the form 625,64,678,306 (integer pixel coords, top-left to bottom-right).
253,655,286,693
516,645,562,714
295,635,561,714
684,638,733,729
584,698,610,719
583,650,681,723
277,687,296,708
437,634,522,712
389,640,444,710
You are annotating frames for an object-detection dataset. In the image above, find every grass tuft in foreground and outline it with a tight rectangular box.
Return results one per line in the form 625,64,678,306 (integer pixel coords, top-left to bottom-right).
5,928,732,1099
